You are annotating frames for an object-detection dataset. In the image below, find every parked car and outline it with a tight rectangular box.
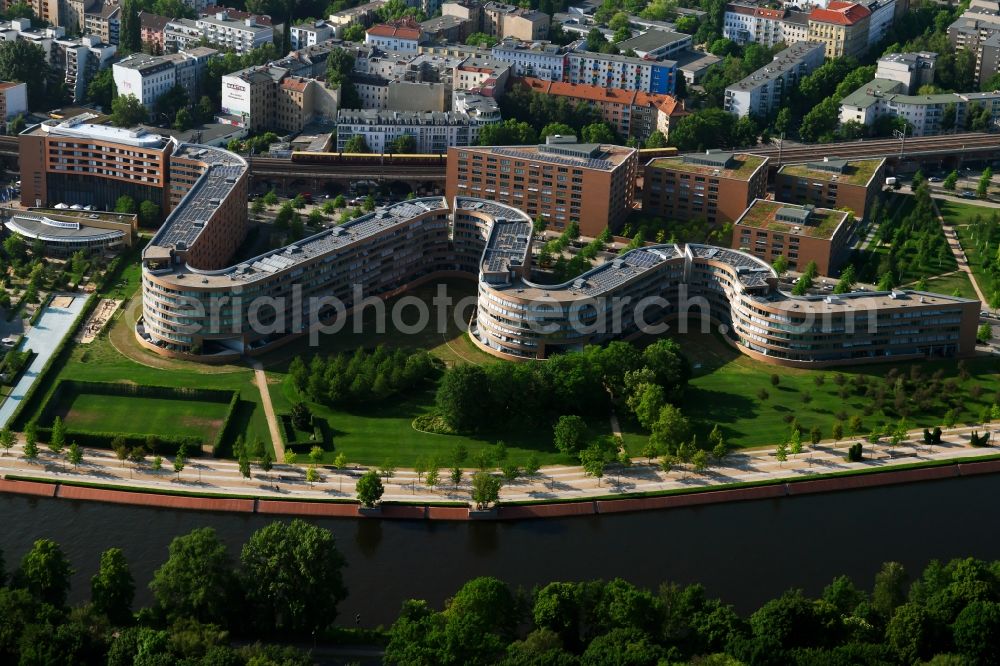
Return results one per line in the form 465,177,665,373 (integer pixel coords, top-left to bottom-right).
962,190,977,199
928,176,942,182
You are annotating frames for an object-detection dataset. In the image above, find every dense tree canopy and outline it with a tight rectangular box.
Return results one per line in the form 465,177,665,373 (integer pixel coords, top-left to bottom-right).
239,519,348,635
0,40,49,108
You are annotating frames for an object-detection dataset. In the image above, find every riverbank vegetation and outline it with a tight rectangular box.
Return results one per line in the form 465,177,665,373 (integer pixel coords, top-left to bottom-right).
3,526,999,665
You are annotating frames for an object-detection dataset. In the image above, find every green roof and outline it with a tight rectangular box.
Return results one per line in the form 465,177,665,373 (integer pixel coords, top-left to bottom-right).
839,78,904,108
778,158,884,187
735,200,848,240
649,153,767,180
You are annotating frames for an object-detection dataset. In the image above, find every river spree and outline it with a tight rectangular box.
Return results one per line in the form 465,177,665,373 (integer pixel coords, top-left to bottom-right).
3,474,999,626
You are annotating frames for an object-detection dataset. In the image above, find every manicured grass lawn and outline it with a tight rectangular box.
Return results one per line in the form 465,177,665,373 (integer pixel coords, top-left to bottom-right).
941,199,997,299
920,272,977,299
655,331,1000,450
27,312,269,455
53,392,228,441
271,378,592,467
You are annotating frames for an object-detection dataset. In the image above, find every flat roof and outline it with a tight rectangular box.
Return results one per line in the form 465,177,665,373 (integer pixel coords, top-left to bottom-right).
649,153,767,180
778,157,884,187
33,116,168,149
735,199,849,240
460,143,635,171
615,29,688,52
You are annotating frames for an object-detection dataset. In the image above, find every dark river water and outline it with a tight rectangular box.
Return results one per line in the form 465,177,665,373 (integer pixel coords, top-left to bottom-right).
2,475,998,627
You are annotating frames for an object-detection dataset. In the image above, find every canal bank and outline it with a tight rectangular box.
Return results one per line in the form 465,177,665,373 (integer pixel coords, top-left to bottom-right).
2,472,999,627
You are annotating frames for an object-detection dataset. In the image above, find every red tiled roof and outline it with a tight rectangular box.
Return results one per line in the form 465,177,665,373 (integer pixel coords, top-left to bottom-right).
280,77,309,92
366,23,422,39
726,3,757,16
755,7,785,19
809,2,870,25
516,77,683,114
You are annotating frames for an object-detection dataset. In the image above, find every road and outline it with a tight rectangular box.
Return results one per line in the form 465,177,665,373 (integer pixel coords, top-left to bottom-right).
1,424,997,506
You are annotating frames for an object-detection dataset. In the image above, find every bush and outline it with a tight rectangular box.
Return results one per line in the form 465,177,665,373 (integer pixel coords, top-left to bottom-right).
412,413,456,435
847,442,864,462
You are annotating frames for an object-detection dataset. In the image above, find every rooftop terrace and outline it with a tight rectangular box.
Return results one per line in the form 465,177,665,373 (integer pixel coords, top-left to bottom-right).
735,199,849,240
778,157,883,187
650,153,767,179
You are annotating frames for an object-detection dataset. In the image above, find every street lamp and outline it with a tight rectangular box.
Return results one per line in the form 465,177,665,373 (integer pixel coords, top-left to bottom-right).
893,127,906,161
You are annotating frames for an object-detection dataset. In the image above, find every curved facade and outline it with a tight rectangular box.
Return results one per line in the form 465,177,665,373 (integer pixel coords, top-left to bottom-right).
133,142,980,365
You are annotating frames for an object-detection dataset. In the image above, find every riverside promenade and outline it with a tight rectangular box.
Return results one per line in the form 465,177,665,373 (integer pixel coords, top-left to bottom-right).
2,424,1000,519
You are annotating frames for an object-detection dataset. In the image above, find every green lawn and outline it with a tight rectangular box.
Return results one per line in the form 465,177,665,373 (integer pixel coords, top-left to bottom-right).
53,391,229,441
919,272,977,299
271,378,594,467
646,331,1000,450
941,199,997,301
855,194,956,284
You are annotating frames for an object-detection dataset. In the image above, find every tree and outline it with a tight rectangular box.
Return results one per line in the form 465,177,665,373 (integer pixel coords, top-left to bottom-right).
23,422,38,461
579,444,608,486
953,600,1000,664
138,200,160,226
471,471,502,510
644,130,667,148
872,561,908,621
67,441,82,468
119,0,141,52
283,450,297,465
18,538,72,608
772,254,788,275
110,94,147,128
150,527,237,625
7,113,24,135
49,416,65,455
539,122,575,139
173,450,186,479
240,519,348,636
173,108,193,131
154,83,189,121
553,415,588,454
115,195,137,214
580,122,616,144
978,323,993,343
0,427,13,456
885,602,933,664
775,440,788,465
238,450,251,482
798,96,840,143
390,133,416,154
91,547,134,625
649,404,691,455
450,466,463,488
478,119,538,146
356,469,384,507
0,40,48,108
344,134,370,153
944,170,959,191
980,167,994,199
86,67,115,110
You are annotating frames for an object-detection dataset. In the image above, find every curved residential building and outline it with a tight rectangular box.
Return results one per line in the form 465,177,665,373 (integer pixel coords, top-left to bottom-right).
15,123,969,365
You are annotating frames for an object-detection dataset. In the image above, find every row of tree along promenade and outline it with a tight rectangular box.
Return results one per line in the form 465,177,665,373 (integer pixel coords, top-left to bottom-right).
0,422,999,518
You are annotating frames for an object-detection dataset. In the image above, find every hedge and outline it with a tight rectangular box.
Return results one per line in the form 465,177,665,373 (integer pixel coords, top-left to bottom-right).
9,294,97,430
32,379,240,456
27,293,52,327
210,392,243,457
278,413,330,451
34,427,201,456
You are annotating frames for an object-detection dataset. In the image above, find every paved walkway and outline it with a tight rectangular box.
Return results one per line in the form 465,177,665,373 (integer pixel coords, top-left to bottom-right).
250,360,284,463
932,198,988,304
0,296,87,428
1,424,997,505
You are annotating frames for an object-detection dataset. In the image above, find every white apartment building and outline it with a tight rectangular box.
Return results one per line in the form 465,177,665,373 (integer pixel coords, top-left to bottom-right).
365,19,423,53
290,20,333,50
866,0,896,47
723,3,815,48
113,47,217,109
0,81,27,122
336,108,495,152
565,49,678,94
840,77,1000,135
875,51,936,93
491,40,565,80
196,11,272,54
724,41,825,117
